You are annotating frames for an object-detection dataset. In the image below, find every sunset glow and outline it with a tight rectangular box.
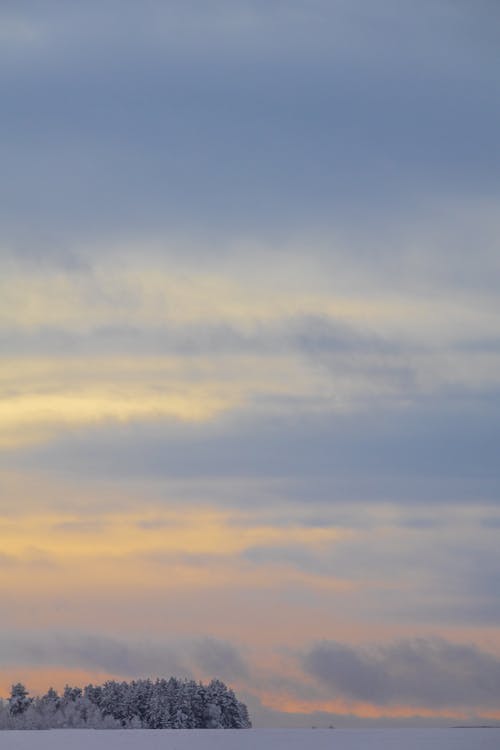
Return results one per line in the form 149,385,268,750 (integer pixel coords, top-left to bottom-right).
1,0,500,728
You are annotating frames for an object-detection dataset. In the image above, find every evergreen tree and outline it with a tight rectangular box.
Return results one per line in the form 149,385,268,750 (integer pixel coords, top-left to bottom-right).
0,675,251,730
8,684,32,716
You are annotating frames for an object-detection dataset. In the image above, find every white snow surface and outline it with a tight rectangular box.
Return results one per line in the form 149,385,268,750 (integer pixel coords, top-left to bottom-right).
0,728,499,749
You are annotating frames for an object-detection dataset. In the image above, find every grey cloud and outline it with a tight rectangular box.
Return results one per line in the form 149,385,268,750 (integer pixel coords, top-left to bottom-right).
304,638,500,708
0,314,399,358
0,632,248,683
0,633,186,678
58,635,185,677
192,638,249,681
291,315,400,357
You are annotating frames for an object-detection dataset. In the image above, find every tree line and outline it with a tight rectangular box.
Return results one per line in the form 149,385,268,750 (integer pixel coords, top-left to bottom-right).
0,677,251,729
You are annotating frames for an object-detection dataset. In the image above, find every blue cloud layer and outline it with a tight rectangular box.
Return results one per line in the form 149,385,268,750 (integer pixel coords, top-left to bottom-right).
1,0,499,245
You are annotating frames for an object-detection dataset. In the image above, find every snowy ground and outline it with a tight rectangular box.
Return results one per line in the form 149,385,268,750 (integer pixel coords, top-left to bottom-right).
1,728,499,749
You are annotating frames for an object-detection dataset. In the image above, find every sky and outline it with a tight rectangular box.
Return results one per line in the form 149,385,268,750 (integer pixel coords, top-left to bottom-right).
1,0,500,728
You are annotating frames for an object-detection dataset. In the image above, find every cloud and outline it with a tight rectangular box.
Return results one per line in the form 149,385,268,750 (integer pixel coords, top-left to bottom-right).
237,505,500,627
0,315,399,357
51,520,108,534
5,630,500,722
0,550,56,569
13,389,500,499
304,638,500,709
0,633,184,678
192,638,249,681
1,1,500,723
0,632,248,684
1,0,498,246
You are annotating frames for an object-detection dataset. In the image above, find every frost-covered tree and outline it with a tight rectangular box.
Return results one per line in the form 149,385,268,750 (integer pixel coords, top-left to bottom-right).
0,676,251,730
8,684,32,716
39,687,60,713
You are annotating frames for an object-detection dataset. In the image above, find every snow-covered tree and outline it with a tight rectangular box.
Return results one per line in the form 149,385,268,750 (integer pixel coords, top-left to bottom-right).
0,676,251,730
8,684,32,716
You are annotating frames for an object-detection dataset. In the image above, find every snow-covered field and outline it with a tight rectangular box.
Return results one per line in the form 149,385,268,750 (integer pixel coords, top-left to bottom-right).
0,728,499,749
